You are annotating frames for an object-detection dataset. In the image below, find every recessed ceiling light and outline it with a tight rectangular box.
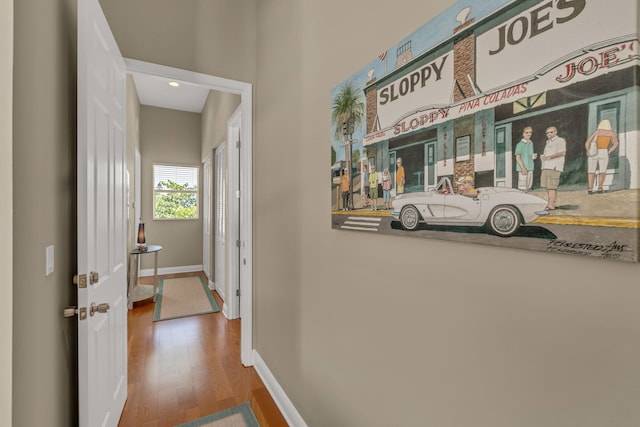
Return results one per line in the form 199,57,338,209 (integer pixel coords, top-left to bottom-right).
168,81,180,87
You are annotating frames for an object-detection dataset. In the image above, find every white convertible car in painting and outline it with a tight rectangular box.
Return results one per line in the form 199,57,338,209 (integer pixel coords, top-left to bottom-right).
391,177,548,237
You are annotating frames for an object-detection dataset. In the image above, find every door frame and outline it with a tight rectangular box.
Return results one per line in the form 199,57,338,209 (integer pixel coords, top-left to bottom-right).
226,107,241,321
124,58,254,366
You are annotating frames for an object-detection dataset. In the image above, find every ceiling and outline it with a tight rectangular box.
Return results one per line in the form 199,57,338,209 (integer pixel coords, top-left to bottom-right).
129,71,211,113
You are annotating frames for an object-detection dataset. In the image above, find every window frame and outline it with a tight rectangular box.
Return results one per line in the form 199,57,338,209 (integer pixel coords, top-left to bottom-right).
152,162,200,221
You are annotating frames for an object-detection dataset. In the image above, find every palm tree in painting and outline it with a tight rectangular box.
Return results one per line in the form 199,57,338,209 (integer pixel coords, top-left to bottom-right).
331,82,364,140
331,82,364,210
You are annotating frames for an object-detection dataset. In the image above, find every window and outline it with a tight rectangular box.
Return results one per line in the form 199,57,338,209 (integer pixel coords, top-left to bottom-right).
153,164,199,220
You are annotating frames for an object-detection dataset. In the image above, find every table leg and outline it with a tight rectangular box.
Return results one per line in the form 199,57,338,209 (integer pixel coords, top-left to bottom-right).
153,251,158,302
128,254,139,310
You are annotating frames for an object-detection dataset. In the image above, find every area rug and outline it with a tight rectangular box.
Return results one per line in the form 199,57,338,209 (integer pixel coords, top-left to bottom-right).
153,275,220,321
175,402,259,427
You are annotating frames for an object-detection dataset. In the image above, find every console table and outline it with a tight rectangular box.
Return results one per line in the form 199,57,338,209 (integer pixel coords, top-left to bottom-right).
128,245,162,309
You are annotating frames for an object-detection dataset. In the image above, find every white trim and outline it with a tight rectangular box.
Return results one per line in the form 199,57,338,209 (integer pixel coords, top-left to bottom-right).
227,110,240,321
139,264,202,277
125,58,248,95
253,350,308,427
124,58,254,368
208,280,215,291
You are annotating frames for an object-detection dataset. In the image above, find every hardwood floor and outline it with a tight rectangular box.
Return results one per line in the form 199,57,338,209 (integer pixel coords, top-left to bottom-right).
118,272,288,427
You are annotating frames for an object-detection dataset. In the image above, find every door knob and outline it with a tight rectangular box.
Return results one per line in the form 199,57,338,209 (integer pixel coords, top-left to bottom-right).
90,302,110,316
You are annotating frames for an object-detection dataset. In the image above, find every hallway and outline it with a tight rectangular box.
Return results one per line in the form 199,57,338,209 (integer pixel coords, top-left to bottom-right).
118,272,288,426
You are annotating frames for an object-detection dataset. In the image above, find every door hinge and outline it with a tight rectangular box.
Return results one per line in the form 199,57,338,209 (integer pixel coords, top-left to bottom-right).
236,289,240,297
63,306,87,321
236,240,241,248
236,137,240,149
73,274,87,288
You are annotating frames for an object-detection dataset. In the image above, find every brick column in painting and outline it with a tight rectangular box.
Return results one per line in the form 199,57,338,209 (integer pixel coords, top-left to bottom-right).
364,78,378,162
452,17,477,186
365,78,377,134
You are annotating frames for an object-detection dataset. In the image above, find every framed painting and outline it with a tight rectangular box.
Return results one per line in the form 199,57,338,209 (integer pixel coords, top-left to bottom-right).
330,0,640,262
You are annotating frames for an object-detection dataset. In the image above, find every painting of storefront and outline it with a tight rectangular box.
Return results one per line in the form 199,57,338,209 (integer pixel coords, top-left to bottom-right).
331,0,640,263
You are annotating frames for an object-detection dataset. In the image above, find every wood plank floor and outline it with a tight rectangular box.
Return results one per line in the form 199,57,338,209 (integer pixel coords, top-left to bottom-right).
118,272,288,427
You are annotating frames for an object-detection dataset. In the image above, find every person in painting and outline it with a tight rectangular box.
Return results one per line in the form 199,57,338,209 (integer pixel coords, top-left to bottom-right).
585,119,619,194
457,175,478,198
368,164,379,211
381,167,392,210
515,126,537,192
340,169,350,211
362,162,370,207
396,157,405,194
540,126,566,211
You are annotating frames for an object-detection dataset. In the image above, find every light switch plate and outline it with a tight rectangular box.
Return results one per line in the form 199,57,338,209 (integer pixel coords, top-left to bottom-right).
46,245,54,276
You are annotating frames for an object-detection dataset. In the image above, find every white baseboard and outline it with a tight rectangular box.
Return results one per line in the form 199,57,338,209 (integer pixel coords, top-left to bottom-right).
253,350,307,427
139,264,203,277
222,302,230,319
208,280,215,290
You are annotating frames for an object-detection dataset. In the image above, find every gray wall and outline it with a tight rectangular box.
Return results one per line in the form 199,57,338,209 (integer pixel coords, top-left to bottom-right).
201,90,241,285
126,75,141,252
256,1,640,426
100,0,257,83
201,90,241,162
12,0,78,425
254,0,304,418
139,106,203,270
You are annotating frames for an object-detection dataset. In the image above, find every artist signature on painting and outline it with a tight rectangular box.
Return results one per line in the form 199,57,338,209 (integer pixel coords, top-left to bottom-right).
546,240,628,259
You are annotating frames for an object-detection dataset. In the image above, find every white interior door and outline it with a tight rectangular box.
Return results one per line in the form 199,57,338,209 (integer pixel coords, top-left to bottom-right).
78,0,128,425
214,143,227,303
203,156,212,282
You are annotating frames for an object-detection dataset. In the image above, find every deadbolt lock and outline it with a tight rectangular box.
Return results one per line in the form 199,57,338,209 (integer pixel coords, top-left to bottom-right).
63,306,87,321
89,271,99,285
73,274,87,288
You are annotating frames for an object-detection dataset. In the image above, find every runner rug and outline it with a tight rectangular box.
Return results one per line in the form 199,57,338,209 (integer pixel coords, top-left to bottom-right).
153,275,220,322
175,402,259,427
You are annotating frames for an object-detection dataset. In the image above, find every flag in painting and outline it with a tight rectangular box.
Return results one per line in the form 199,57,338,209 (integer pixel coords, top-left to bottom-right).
378,51,387,61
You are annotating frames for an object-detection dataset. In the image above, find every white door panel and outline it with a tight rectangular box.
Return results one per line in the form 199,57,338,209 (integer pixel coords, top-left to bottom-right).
78,0,127,425
215,144,227,302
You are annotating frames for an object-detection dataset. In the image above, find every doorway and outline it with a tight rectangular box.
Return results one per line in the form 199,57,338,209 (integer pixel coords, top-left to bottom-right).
124,59,254,366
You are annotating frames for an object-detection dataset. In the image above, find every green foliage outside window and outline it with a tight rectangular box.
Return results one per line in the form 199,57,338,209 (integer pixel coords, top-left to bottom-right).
154,179,198,219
